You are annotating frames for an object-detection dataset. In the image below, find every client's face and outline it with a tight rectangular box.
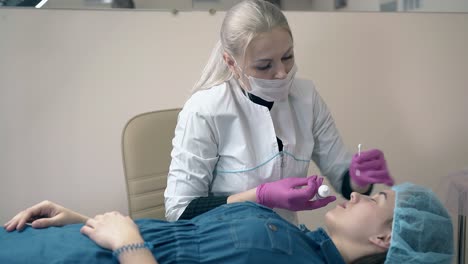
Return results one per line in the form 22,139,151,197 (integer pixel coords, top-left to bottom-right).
325,190,395,245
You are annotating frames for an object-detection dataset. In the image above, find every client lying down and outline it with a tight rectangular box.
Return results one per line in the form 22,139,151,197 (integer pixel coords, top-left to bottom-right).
1,181,453,264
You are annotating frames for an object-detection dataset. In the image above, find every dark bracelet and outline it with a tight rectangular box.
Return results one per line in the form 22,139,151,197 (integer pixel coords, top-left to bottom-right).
112,242,152,259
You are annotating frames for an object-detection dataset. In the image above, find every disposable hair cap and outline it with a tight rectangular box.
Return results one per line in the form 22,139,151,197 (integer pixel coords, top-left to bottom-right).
385,183,454,264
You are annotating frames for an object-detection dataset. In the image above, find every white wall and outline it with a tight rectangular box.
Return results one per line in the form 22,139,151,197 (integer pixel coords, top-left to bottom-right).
0,8,221,222
0,9,467,235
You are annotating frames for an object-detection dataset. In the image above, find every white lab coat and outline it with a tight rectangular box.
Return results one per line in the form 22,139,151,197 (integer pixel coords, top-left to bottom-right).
164,78,352,223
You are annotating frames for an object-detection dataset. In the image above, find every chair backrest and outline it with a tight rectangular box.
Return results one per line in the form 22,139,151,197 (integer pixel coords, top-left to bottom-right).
121,108,181,220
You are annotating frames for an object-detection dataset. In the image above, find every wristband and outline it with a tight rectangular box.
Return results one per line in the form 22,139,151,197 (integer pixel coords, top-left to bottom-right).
112,242,152,259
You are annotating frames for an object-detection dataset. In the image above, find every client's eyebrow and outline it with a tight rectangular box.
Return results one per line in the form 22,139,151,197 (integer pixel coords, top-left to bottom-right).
379,192,388,201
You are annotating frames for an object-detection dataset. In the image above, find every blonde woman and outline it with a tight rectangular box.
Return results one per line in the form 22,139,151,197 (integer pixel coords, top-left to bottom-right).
164,0,394,223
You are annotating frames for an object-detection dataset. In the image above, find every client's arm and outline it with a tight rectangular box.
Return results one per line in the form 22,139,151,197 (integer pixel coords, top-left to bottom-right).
80,212,158,264
3,200,89,231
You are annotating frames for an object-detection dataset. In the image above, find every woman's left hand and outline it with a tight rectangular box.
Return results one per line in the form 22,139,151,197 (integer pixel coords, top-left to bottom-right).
349,149,395,187
80,212,144,251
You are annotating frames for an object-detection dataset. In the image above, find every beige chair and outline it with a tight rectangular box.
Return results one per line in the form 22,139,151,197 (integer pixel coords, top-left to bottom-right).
121,108,181,220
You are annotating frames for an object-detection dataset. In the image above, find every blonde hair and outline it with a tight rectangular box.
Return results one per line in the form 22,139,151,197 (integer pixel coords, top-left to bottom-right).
192,0,292,93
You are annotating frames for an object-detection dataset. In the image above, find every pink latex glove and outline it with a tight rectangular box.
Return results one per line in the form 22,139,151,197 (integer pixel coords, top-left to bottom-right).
256,176,336,211
350,149,395,187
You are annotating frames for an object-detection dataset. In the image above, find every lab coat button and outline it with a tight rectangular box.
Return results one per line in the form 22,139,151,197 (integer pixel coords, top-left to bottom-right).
268,224,278,232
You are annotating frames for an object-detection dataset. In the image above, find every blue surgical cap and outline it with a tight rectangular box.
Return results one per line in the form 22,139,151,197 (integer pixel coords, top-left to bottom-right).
385,183,454,264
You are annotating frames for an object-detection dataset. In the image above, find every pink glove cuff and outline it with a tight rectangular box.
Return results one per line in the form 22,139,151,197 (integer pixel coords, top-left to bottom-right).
256,183,268,206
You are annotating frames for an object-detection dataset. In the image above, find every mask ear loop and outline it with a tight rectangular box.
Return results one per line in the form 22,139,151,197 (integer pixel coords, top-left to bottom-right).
225,50,247,87
237,69,254,100
229,55,252,93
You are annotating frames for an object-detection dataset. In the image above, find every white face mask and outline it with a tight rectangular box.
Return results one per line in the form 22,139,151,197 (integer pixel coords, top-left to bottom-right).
238,64,297,102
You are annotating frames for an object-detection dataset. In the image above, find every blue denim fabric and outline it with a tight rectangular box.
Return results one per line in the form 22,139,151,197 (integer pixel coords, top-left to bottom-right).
0,202,345,264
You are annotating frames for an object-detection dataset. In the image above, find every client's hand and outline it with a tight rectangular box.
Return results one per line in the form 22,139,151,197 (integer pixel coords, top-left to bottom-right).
349,149,395,187
3,200,89,232
80,212,144,251
256,176,336,211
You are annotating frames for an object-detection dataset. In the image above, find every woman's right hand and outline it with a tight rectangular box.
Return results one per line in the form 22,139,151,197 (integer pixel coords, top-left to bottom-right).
3,200,89,232
256,176,336,211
